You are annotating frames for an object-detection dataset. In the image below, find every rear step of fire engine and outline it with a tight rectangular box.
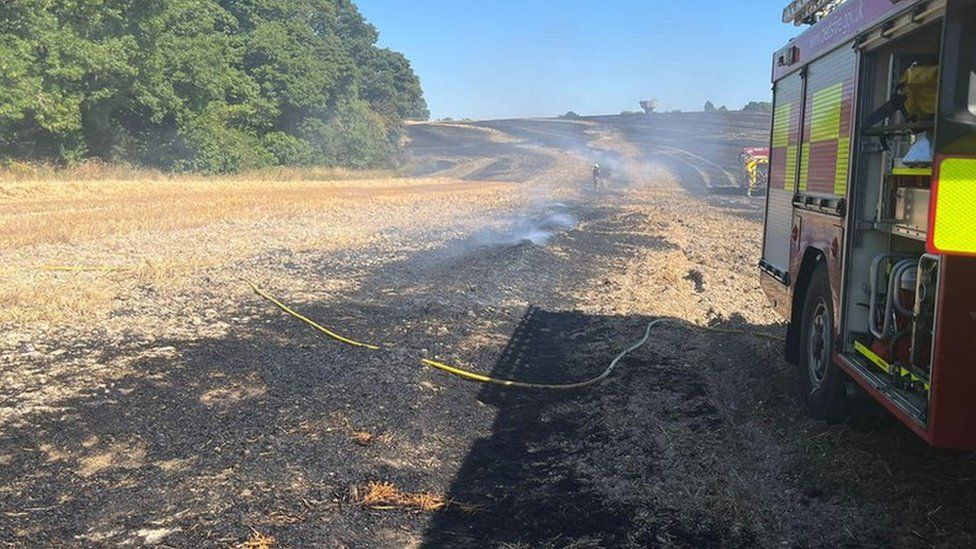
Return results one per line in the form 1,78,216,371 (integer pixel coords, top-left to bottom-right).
840,340,929,425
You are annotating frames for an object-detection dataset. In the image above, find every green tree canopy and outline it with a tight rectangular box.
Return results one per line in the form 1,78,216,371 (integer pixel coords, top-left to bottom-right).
742,101,773,113
0,0,428,172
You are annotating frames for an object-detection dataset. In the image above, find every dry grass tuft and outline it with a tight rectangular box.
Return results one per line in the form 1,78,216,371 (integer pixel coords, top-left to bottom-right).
351,481,447,512
351,430,375,446
331,411,392,447
237,528,277,549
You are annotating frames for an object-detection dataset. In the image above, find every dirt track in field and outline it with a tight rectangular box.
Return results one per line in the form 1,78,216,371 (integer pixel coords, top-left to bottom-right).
2,112,976,547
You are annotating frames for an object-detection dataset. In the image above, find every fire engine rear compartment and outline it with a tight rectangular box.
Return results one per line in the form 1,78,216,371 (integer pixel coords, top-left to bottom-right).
840,20,943,426
762,0,976,448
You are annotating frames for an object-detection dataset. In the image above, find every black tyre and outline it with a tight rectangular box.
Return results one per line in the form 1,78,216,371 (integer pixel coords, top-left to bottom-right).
799,263,846,421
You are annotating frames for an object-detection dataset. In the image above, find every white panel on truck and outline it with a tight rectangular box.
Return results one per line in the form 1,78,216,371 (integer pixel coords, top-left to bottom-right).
762,72,804,277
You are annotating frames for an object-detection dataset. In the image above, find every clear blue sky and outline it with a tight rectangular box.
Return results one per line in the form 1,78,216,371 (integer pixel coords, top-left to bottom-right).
356,0,800,120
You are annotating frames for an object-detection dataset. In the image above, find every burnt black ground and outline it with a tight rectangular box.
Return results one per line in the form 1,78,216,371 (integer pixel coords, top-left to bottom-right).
3,113,976,548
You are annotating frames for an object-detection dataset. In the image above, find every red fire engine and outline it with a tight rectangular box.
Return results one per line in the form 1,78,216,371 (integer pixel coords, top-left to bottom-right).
760,0,976,448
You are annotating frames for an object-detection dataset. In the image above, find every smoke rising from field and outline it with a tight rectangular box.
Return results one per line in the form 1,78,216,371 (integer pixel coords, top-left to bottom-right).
471,203,577,247
406,111,773,264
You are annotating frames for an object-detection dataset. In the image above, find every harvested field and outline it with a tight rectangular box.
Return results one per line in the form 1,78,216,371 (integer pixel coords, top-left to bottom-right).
2,112,975,547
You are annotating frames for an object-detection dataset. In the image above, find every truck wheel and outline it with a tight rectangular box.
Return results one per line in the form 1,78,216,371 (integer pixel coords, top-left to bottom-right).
799,263,845,421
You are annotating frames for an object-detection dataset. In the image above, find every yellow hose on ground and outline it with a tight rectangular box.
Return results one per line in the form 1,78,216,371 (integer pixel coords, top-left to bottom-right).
246,281,784,390
4,266,781,387
421,318,669,390
245,280,381,350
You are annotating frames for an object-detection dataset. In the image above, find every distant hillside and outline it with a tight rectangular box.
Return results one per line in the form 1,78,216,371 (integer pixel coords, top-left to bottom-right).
0,0,428,173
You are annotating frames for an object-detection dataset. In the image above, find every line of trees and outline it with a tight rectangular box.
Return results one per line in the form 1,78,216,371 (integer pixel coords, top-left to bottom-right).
0,0,428,172
704,100,773,113
741,101,773,113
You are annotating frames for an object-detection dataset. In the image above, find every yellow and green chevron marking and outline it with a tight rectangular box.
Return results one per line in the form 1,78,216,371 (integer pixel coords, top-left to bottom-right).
772,102,796,192
799,82,850,196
